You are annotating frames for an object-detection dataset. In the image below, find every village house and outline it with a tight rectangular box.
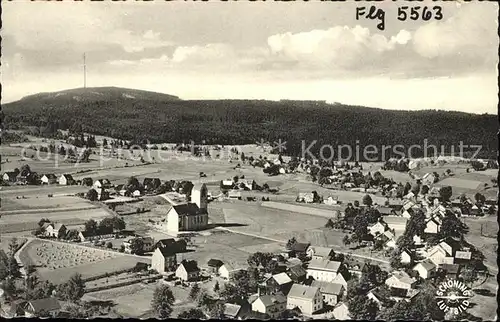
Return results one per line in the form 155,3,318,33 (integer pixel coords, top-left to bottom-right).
401,208,414,219
219,262,244,280
206,259,224,274
385,271,417,290
2,171,18,183
156,238,187,253
239,179,256,190
123,236,155,253
311,281,344,306
296,192,315,203
151,246,177,274
438,264,462,278
286,284,323,316
250,290,287,319
20,298,62,318
220,179,235,191
323,196,340,206
377,206,396,216
332,302,350,320
306,258,341,282
383,216,408,233
228,190,242,200
413,259,437,279
175,260,200,281
375,230,396,249
287,264,307,283
307,246,334,261
344,258,365,277
224,303,244,320
422,173,436,186
166,203,208,234
427,244,454,266
45,223,67,239
58,174,75,185
93,179,112,189
400,249,413,264
40,174,57,185
368,221,387,237
290,242,310,258
265,272,293,295
368,287,419,306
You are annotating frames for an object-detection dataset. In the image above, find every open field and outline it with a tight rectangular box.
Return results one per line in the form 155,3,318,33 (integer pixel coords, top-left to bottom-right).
463,215,498,273
84,280,193,318
261,201,341,218
0,236,27,254
436,177,483,190
0,195,95,212
0,208,111,234
19,239,145,283
469,276,498,321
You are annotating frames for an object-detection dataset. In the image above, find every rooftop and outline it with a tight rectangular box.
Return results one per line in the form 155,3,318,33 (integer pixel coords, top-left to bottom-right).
288,284,319,300
308,258,341,272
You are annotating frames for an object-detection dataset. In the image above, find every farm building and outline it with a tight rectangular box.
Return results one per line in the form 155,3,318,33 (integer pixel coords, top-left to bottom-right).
296,192,315,203
45,223,67,239
332,303,350,320
265,272,293,295
219,262,244,280
306,258,341,283
58,174,75,185
239,179,256,190
166,203,209,233
206,259,224,274
227,190,242,200
307,246,334,260
286,284,323,316
220,179,234,191
190,183,208,212
13,298,62,318
287,264,307,283
323,196,340,206
151,246,177,274
175,260,200,281
224,303,244,320
40,174,57,185
385,271,416,290
290,242,310,258
156,239,187,253
143,178,161,191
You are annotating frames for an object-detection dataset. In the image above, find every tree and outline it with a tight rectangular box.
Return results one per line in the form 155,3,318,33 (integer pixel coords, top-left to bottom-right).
151,284,175,319
129,238,145,255
474,192,486,204
84,219,98,236
439,186,453,202
459,265,479,287
97,217,115,234
86,189,98,201
348,295,379,320
439,212,469,240
38,218,51,227
209,302,225,319
178,308,206,319
111,216,126,231
213,281,220,294
325,218,335,229
106,242,113,249
378,300,412,321
57,273,85,302
421,184,429,195
7,256,20,278
342,235,351,247
189,283,201,301
362,194,373,206
286,237,297,250
265,260,279,274
362,263,388,289
352,214,369,244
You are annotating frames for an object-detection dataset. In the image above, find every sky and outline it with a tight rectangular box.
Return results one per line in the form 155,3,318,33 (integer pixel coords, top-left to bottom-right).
1,1,498,114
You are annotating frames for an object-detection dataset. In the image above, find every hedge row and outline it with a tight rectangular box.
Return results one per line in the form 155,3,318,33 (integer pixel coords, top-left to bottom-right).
85,275,161,293
83,267,136,283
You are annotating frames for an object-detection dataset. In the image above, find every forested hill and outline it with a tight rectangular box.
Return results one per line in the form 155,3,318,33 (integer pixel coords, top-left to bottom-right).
2,87,498,158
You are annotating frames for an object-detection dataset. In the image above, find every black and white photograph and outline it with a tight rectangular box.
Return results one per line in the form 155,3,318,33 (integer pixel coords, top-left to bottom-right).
0,0,498,320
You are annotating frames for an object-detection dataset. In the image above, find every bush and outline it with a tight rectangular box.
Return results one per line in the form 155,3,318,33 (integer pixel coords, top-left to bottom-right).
106,242,113,249
119,245,125,253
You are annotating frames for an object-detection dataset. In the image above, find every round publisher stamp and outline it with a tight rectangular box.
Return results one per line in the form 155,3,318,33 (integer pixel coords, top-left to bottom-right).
436,279,473,316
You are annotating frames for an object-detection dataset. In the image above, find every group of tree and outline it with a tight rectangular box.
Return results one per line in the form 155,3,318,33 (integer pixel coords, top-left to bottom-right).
84,216,126,236
4,92,496,160
0,238,21,281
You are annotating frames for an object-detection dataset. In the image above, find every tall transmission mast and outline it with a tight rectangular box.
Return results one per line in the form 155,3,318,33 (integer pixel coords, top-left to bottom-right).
83,53,87,88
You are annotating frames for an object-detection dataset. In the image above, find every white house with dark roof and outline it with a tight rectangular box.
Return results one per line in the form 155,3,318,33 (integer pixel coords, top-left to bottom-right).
306,258,341,282
287,284,323,315
151,246,177,274
311,280,344,306
41,174,58,185
58,174,75,185
250,291,287,318
413,259,437,279
307,246,334,260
